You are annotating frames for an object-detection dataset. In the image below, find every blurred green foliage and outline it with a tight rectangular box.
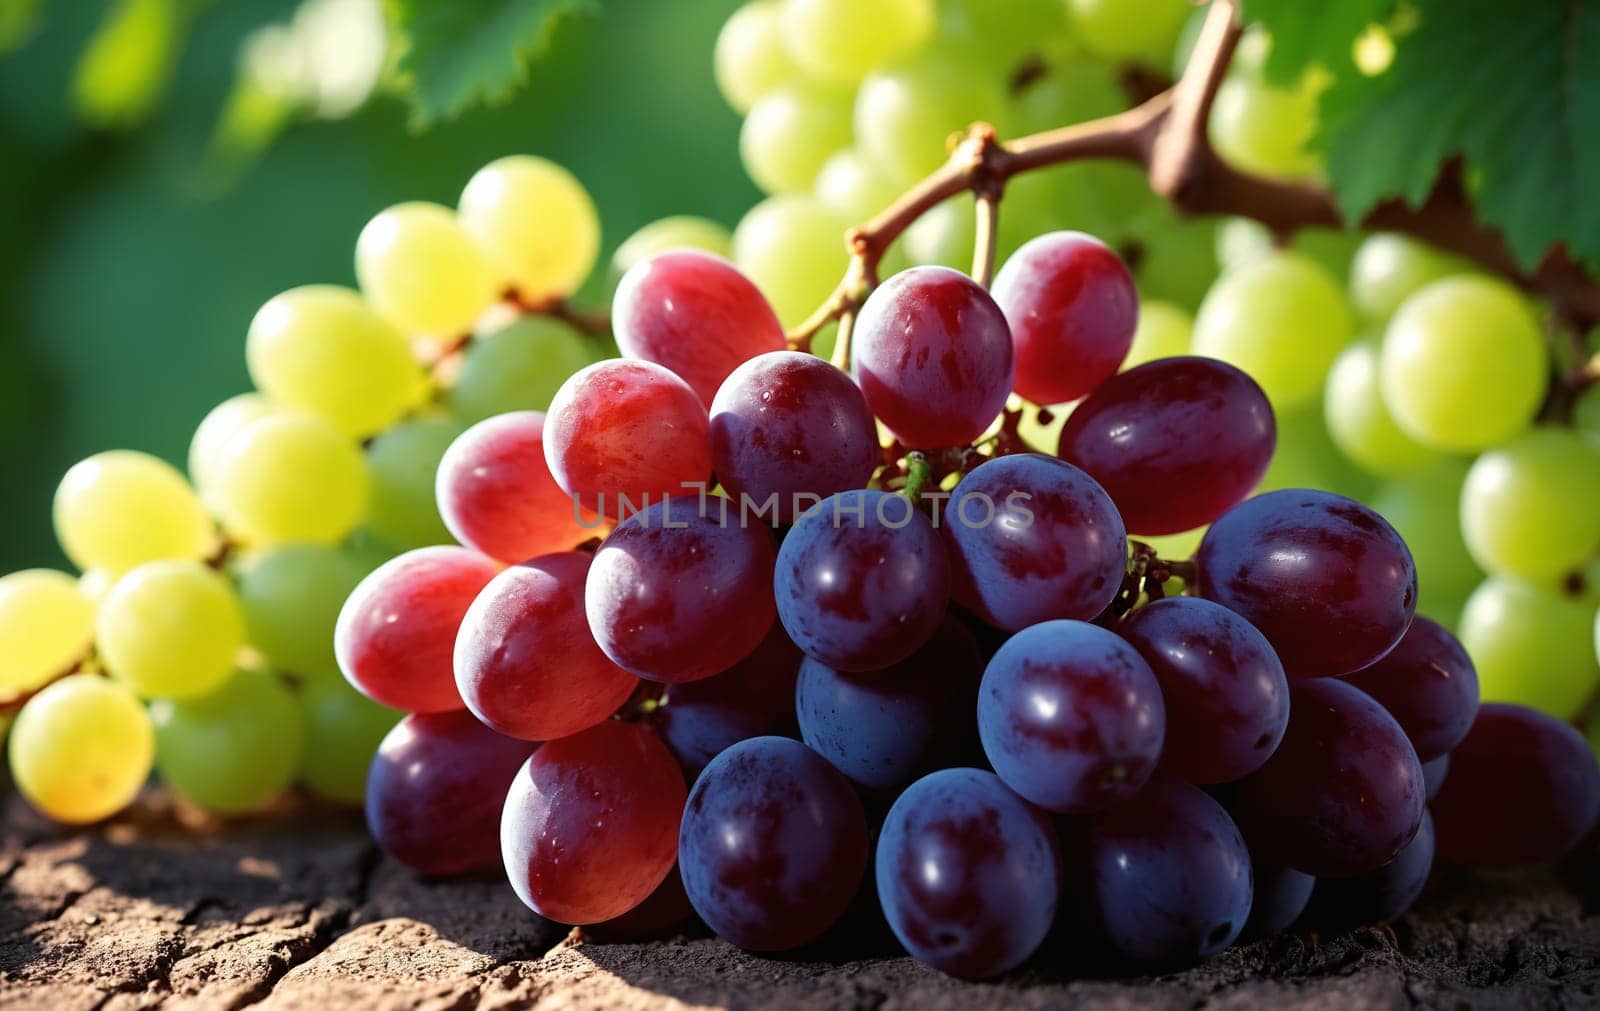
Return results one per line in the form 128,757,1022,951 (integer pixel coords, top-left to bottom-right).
0,0,755,570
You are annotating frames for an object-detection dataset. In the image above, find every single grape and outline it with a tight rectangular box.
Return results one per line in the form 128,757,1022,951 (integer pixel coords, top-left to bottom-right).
990,231,1138,406
854,49,1007,185
876,768,1060,978
1432,703,1600,866
188,393,275,506
238,544,367,678
1064,780,1252,963
1058,357,1275,535
1196,489,1417,678
1323,341,1441,477
1232,677,1425,876
366,710,535,876
714,0,798,112
654,625,804,778
774,489,950,671
1243,860,1314,939
502,720,685,924
944,454,1126,631
298,677,401,805
1341,616,1478,761
96,560,242,700
1348,233,1466,325
543,359,712,518
613,250,786,408
1461,427,1600,582
1131,209,1221,311
1118,597,1289,784
1458,577,1599,719
211,412,370,547
903,195,976,271
611,216,733,279
732,194,849,330
1421,753,1449,801
679,736,869,950
447,315,596,423
355,201,499,336
1191,251,1352,409
1304,811,1434,929
0,570,94,698
455,552,638,741
740,80,854,195
796,615,982,791
779,0,934,87
709,351,879,524
245,285,425,438
814,148,902,222
365,413,465,551
150,668,303,814
978,619,1165,813
458,155,599,302
54,450,212,575
587,495,777,683
9,674,154,824
1379,276,1546,452
435,411,602,565
1371,459,1482,623
853,266,1014,448
1122,300,1193,370
1067,0,1192,63
1208,75,1320,181
335,546,498,713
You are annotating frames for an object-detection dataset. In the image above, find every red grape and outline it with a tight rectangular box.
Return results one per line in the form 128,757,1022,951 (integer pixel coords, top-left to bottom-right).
1339,616,1478,761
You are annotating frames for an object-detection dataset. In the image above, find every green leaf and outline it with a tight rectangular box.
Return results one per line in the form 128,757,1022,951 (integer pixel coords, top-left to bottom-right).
1239,0,1394,86
388,0,593,126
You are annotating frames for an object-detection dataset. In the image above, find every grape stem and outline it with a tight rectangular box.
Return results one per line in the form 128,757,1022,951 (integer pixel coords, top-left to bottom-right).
971,190,1000,288
787,0,1600,359
900,451,934,505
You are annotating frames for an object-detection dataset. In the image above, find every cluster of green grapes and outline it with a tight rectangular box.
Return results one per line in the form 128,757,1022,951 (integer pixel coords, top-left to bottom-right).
0,155,614,825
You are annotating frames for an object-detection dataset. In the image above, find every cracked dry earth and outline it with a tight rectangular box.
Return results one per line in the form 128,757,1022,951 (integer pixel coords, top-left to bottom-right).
1,792,1597,1011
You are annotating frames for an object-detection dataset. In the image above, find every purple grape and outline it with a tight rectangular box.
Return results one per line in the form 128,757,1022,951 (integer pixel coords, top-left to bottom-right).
1057,357,1275,535
653,625,804,778
1117,597,1289,784
943,454,1126,632
1305,811,1434,929
1339,616,1478,761
1196,489,1418,678
1431,703,1600,867
1232,678,1425,876
1243,859,1314,938
796,615,983,791
586,494,777,683
1063,780,1253,963
365,711,535,876
852,266,1015,448
679,737,869,951
1421,754,1449,801
774,489,950,672
709,351,880,524
876,768,1061,978
978,619,1166,813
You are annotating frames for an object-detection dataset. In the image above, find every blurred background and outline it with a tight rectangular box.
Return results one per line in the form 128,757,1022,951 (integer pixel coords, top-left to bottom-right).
0,0,754,571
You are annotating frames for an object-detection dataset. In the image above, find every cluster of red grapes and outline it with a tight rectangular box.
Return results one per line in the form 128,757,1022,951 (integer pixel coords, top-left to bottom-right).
337,233,1600,978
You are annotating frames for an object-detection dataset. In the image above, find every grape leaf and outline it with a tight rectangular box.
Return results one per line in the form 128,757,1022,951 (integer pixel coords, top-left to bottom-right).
388,0,593,125
1239,0,1394,85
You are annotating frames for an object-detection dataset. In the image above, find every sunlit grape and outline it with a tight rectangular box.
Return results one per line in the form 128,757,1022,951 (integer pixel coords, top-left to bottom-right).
189,393,276,506
1460,577,1600,719
0,570,94,698
1461,428,1600,581
1209,75,1320,181
96,559,243,700
1323,340,1440,477
1122,300,1192,370
779,0,934,86
1348,233,1466,325
1066,0,1191,64
356,201,500,337
733,195,849,330
714,0,798,112
366,413,465,551
447,315,596,423
855,50,1008,185
611,216,733,279
151,668,303,814
741,80,853,194
459,155,600,302
54,450,213,575
212,412,369,547
9,674,154,824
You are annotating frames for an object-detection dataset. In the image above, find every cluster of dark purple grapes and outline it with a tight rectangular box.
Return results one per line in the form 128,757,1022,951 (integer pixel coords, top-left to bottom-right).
335,233,1600,978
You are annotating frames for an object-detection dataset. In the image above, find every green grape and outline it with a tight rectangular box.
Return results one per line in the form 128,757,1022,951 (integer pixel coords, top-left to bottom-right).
458,155,600,302
1122,301,1192,370
733,194,850,328
97,559,242,700
904,196,975,270
355,201,500,338
814,148,903,223
714,0,798,113
1214,217,1273,273
0,570,94,698
78,568,117,607
366,413,465,550
936,0,1067,68
1213,219,1359,281
1379,276,1547,452
246,285,426,439
741,80,855,195
611,216,733,279
779,0,935,86
1323,340,1441,477
1129,210,1219,311
1067,0,1191,64
1011,61,1124,135
1348,233,1466,325
299,677,401,804
1257,404,1375,503
1290,228,1362,283
211,412,369,547
1461,427,1600,582
1192,250,1352,409
1208,75,1321,181
238,544,367,678
150,668,303,814
1372,459,1484,625
189,393,276,505
1460,577,1600,719
9,674,154,824
446,315,596,423
1576,384,1600,448
855,51,1009,185
53,450,213,576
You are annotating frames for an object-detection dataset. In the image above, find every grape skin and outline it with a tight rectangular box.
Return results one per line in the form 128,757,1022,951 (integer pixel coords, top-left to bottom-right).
189,393,275,508
1459,577,1600,719
9,674,154,824
1340,616,1479,761
54,450,213,575
1422,754,1449,801
96,559,243,700
1323,340,1440,477
713,0,798,113
0,570,94,697
447,316,596,423
733,194,850,330
458,155,600,302
298,678,400,805
365,413,465,551
779,0,934,87
355,201,499,337
1460,427,1600,582
611,216,733,279
150,668,303,814
1243,860,1314,939
854,50,1008,185
1370,459,1482,625
653,625,803,778
1303,811,1434,928
211,412,370,548
739,81,854,195
238,544,367,679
